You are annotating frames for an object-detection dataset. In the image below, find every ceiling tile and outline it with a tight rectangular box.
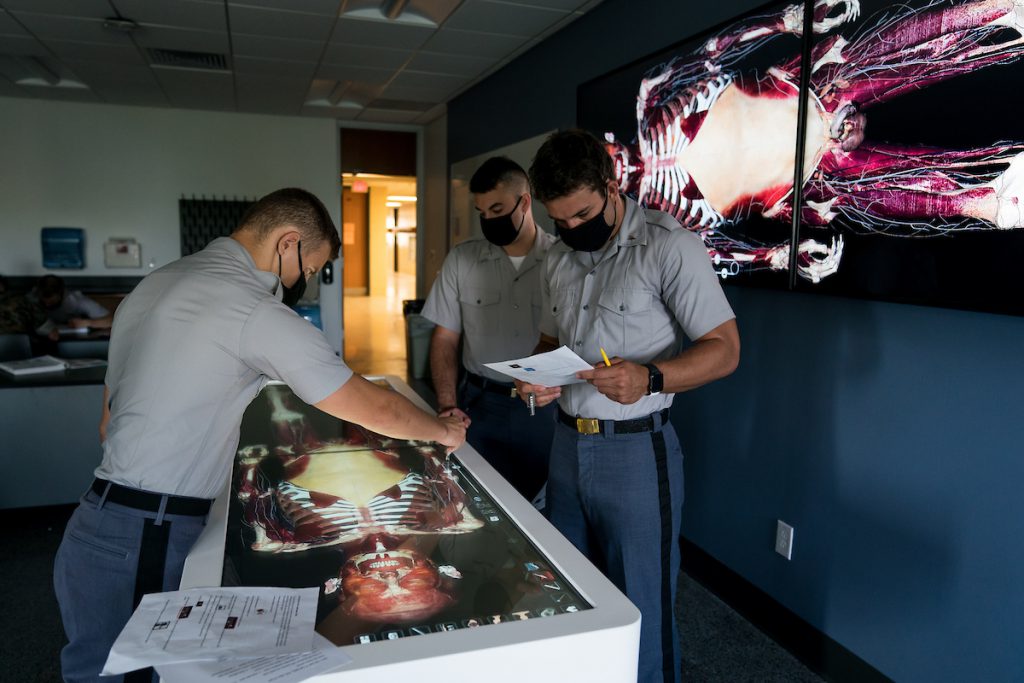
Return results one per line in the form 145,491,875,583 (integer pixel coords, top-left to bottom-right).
9,13,134,44
341,0,461,27
234,55,317,78
330,17,433,50
503,0,592,10
0,0,112,18
405,51,490,77
46,40,145,64
321,43,410,69
67,60,158,85
378,82,454,104
134,26,229,53
235,73,307,115
443,0,568,37
232,33,324,61
357,107,421,124
0,35,50,56
389,70,465,91
228,5,335,41
230,0,342,16
0,10,29,35
315,62,395,85
110,0,228,32
421,28,527,58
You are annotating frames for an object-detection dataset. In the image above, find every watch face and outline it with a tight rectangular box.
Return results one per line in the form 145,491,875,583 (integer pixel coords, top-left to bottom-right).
646,364,663,394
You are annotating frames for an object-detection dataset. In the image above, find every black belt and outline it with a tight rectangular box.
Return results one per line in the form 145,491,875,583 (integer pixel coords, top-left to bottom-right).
91,478,212,517
465,372,517,396
558,407,670,435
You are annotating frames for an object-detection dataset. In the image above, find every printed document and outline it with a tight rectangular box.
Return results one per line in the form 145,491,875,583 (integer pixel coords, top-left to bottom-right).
156,632,352,683
102,587,319,675
483,346,595,387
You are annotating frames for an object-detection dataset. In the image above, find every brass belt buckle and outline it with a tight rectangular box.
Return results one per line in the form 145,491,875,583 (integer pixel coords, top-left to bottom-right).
576,417,600,435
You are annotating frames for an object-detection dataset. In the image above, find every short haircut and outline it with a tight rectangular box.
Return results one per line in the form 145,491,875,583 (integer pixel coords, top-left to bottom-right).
529,129,614,203
469,156,529,195
37,274,65,299
237,188,341,260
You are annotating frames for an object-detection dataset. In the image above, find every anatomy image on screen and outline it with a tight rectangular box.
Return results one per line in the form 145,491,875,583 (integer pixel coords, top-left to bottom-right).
597,0,1024,286
224,382,592,644
235,384,482,553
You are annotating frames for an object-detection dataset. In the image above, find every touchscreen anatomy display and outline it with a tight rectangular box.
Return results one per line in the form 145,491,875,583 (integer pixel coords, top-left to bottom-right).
223,383,592,647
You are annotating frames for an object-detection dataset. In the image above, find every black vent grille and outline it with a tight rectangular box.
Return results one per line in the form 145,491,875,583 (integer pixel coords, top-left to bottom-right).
148,48,228,72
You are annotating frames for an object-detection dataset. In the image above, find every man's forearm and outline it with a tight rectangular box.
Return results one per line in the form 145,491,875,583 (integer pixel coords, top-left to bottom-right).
533,333,559,355
315,376,447,443
659,320,740,394
430,331,461,410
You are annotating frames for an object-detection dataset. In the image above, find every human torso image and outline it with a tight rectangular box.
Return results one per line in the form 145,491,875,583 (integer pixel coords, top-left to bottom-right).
236,384,482,553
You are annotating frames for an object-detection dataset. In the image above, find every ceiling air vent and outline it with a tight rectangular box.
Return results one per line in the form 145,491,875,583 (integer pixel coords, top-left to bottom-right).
147,48,228,72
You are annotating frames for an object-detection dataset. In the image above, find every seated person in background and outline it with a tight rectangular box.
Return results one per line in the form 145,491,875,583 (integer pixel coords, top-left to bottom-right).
31,274,113,329
0,274,57,340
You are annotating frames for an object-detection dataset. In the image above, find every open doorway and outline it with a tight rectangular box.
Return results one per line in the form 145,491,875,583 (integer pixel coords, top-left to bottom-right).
339,128,418,379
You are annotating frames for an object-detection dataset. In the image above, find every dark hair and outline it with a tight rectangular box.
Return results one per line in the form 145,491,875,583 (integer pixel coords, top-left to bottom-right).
237,188,341,260
469,157,529,195
529,129,614,202
37,274,66,299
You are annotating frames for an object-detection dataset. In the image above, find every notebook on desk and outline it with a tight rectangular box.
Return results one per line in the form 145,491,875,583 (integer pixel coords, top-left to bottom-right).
0,355,107,377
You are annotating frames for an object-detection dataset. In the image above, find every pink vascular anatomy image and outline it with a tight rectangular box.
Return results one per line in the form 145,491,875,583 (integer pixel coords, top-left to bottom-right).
604,0,1024,282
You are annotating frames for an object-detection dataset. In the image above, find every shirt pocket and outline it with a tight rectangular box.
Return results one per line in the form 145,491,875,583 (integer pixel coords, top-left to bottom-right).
597,287,654,353
549,287,578,339
459,287,502,336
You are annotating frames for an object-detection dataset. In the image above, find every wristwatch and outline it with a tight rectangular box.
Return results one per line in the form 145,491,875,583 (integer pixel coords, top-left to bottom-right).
643,363,663,395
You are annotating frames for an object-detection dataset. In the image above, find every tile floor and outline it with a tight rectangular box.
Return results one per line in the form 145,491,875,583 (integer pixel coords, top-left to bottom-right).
342,271,416,381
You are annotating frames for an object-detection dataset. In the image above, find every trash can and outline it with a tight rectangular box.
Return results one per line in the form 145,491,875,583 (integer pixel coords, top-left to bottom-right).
402,299,434,380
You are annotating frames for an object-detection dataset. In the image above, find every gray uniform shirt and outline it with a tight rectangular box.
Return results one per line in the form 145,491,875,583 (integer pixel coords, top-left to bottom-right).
422,229,556,382
540,197,735,420
96,237,352,499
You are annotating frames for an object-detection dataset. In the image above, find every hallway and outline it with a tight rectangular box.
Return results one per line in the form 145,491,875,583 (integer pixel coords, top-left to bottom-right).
342,270,416,381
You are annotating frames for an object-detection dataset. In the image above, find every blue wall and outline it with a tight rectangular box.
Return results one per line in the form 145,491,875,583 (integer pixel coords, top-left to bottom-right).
449,1,1024,680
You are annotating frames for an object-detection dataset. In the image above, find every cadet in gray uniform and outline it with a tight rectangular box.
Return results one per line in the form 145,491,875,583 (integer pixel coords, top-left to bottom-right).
53,188,466,683
519,131,740,683
422,157,556,504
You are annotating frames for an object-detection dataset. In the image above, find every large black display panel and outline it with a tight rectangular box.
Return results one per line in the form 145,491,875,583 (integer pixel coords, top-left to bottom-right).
579,0,1024,315
223,383,591,647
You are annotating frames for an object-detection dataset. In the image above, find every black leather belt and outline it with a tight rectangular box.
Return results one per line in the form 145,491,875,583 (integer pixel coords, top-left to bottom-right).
465,372,517,396
558,407,670,435
91,478,212,516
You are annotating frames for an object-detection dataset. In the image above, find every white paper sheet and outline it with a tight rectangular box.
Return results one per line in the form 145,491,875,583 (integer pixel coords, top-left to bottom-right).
102,587,319,676
483,346,596,387
155,632,352,683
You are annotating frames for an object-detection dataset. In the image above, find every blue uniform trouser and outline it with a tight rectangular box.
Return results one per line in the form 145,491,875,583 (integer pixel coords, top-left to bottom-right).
461,380,556,504
548,418,684,683
53,488,207,683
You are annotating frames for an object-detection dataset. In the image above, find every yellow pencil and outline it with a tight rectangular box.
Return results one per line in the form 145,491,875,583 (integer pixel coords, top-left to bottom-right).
600,347,611,367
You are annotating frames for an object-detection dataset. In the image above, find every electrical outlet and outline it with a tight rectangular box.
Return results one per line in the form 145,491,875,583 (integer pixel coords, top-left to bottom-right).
775,520,794,560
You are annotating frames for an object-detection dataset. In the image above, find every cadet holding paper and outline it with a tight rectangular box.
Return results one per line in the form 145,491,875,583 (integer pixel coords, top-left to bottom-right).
421,157,557,506
516,130,740,683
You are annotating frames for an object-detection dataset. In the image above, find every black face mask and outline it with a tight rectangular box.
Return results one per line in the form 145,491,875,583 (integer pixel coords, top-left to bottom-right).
279,240,306,307
479,195,526,247
556,192,616,252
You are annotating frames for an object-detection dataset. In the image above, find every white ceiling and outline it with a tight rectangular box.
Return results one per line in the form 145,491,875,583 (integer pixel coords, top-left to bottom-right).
0,0,602,124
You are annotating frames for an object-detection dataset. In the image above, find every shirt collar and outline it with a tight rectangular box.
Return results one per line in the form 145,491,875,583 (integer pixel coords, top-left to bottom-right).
216,236,282,297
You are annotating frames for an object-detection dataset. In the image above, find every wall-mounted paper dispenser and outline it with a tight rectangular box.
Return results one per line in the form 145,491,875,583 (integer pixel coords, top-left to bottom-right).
41,227,85,269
